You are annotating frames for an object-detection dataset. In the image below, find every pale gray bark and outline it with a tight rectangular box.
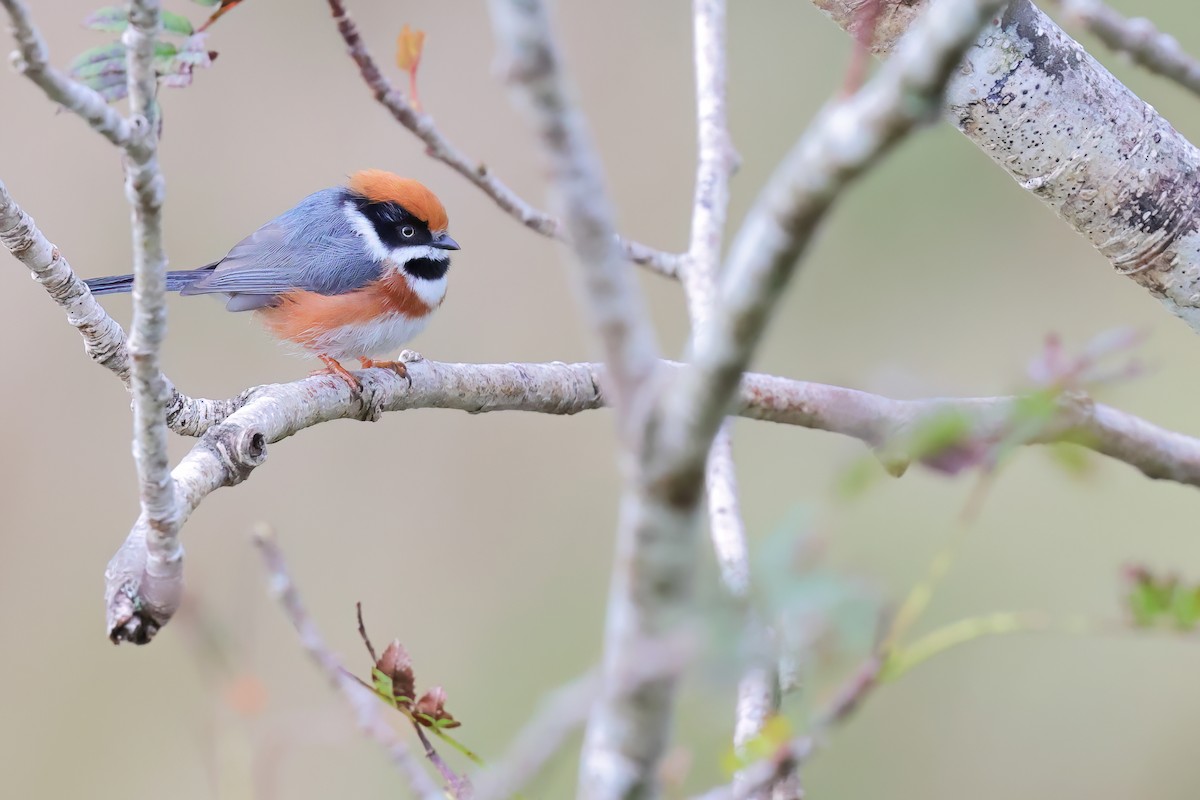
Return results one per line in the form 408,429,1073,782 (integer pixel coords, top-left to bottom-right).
813,0,1200,333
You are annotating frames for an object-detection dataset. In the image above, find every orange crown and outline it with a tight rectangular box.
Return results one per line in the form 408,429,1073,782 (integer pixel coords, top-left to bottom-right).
347,170,449,233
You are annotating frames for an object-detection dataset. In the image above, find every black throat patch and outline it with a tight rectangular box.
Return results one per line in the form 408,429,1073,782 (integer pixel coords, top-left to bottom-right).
403,257,450,281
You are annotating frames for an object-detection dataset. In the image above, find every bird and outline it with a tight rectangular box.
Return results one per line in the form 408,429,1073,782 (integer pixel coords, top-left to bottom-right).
85,169,460,388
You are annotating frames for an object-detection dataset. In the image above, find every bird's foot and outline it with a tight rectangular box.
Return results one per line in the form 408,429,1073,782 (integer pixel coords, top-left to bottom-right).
313,355,361,390
359,357,412,388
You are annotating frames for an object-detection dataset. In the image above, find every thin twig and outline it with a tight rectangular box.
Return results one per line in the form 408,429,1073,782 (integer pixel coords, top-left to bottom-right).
355,602,379,664
1056,0,1200,97
251,526,444,800
323,0,680,277
411,723,472,799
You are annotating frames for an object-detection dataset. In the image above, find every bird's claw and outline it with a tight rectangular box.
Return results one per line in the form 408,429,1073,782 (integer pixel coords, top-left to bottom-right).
358,357,413,388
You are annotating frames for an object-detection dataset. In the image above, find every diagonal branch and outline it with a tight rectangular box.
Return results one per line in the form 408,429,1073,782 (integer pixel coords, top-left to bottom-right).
568,1,1009,796
252,526,444,800
1055,0,1200,97
0,178,133,382
485,0,662,435
812,0,1200,337
323,0,680,277
1,0,135,147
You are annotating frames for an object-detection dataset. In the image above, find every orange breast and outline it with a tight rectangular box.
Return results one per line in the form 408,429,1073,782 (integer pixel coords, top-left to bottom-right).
256,270,433,350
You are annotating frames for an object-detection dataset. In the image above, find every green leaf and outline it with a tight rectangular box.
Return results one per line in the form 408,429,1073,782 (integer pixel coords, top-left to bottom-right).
191,0,221,6
162,10,195,36
1170,586,1200,630
370,667,399,708
1127,578,1173,626
83,6,127,32
431,727,485,765
907,410,973,460
69,42,125,73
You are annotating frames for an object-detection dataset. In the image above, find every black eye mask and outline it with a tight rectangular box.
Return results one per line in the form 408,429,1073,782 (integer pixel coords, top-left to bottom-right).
350,194,434,250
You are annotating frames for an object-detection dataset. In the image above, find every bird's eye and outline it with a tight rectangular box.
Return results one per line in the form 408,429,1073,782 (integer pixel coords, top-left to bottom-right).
401,226,416,238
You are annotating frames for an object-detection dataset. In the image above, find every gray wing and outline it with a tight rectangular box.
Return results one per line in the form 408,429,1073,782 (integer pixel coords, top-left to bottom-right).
180,188,383,300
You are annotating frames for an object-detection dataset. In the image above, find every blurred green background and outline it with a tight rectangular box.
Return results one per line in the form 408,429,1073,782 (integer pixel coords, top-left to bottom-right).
4,1,1200,797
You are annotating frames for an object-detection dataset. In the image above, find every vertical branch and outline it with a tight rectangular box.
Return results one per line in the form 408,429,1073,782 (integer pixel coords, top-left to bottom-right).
121,0,180,599
681,3,787,795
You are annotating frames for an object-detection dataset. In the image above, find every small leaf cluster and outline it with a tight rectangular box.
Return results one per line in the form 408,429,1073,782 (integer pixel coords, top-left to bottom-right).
1124,565,1200,630
70,1,239,102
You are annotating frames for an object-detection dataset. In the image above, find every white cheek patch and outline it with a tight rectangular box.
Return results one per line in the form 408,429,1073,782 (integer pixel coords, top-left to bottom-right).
343,202,390,263
309,312,432,360
385,247,450,309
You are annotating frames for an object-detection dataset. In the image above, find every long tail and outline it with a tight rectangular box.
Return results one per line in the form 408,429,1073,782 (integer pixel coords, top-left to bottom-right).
85,266,215,296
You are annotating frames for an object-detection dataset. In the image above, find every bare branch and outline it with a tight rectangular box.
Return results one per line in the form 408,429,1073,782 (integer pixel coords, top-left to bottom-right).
680,2,785,794
251,526,444,800
1056,0,1200,97
1,0,135,147
486,0,661,436
811,0,1200,336
89,351,1200,643
323,0,679,277
108,0,182,645
566,1,1009,794
0,179,273,434
0,178,132,382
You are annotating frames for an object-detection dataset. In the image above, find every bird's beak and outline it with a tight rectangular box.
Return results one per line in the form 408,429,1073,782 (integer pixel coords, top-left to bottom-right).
432,233,460,250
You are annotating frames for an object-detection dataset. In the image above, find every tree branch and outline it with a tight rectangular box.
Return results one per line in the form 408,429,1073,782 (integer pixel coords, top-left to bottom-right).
567,1,1008,795
82,352,1200,644
251,526,444,800
680,2,787,795
1,0,135,147
486,0,662,440
1056,0,1200,97
323,0,680,277
107,0,182,645
0,178,133,382
811,0,1200,336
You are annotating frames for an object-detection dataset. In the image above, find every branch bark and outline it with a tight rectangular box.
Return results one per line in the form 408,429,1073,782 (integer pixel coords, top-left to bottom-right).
679,2,787,796
812,0,1200,335
252,526,444,800
324,0,679,277
106,0,183,645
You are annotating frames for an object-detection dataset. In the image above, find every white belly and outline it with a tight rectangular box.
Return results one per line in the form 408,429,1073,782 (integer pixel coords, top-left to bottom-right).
309,312,431,360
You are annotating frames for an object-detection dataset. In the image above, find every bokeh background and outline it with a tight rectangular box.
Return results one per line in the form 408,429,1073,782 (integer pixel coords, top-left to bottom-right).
4,1,1200,797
